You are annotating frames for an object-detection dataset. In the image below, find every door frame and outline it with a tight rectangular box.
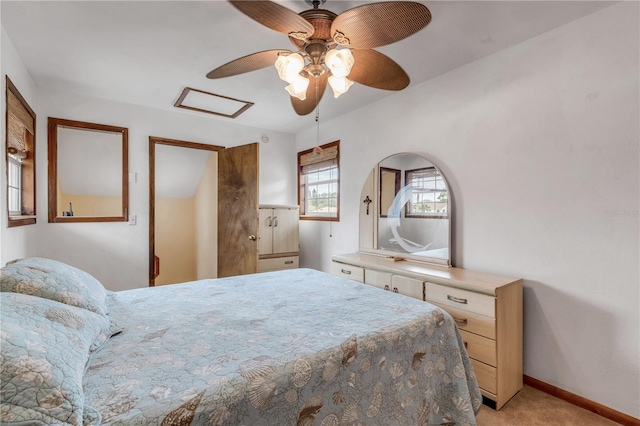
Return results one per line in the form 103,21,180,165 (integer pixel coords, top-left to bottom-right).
148,136,224,286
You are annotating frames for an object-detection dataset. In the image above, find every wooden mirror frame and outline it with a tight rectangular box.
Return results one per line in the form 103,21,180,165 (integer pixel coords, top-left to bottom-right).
48,117,129,223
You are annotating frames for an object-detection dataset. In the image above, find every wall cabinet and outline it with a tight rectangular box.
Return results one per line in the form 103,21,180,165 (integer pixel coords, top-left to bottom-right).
258,205,299,272
331,252,522,410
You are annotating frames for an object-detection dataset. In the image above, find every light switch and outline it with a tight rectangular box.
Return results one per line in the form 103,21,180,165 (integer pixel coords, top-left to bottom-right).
128,214,137,226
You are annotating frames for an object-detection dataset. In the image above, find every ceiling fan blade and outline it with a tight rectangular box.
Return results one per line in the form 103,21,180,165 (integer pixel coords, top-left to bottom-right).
291,73,328,116
229,0,314,40
331,2,431,49
349,49,409,90
207,49,292,79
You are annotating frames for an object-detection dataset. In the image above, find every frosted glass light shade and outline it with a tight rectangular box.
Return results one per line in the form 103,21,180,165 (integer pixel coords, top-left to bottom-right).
328,76,353,98
275,53,305,83
285,74,309,100
325,49,355,78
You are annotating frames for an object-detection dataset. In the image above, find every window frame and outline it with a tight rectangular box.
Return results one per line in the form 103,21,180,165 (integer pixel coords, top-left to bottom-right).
404,166,448,219
297,140,340,222
5,76,36,227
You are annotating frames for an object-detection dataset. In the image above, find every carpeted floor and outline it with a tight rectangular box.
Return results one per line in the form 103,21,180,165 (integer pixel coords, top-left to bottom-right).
476,385,621,425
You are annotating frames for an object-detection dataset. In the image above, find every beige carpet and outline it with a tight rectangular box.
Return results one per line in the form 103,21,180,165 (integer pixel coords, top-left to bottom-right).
476,385,621,425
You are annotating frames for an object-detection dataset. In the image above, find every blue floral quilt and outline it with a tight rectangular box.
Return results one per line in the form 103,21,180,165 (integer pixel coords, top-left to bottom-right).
83,268,481,425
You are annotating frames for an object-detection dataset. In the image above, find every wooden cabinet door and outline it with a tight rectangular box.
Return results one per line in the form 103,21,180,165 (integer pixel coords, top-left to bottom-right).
272,208,299,254
392,275,424,301
217,143,259,277
258,208,274,255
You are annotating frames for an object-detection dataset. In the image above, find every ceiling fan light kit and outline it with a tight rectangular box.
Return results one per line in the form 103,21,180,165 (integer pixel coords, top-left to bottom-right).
207,0,432,114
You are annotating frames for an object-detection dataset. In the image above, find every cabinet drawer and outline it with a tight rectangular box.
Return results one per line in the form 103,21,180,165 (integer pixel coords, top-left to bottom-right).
425,282,495,318
258,256,299,272
331,262,364,283
364,269,391,290
471,359,497,396
429,302,496,339
391,275,424,301
460,329,496,367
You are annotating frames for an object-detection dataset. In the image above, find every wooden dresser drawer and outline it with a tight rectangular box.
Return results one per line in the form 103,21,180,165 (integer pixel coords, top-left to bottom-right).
364,269,391,290
426,282,495,318
258,256,299,272
430,302,496,339
331,262,364,283
471,359,497,395
391,275,424,301
460,329,496,367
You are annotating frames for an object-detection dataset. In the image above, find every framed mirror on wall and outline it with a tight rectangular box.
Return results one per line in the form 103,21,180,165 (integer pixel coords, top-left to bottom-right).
5,76,36,227
360,152,451,266
48,118,128,223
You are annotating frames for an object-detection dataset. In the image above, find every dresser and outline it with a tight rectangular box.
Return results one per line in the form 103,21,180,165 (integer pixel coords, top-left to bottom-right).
257,205,299,272
331,252,523,410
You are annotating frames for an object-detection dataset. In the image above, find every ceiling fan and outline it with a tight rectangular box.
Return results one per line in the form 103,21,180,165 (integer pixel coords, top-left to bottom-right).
207,0,432,116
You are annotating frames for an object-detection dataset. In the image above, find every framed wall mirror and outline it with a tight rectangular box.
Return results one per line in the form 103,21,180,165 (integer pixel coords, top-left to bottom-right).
360,153,451,266
48,118,128,223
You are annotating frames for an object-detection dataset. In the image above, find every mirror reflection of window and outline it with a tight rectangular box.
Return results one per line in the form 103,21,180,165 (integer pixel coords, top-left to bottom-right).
405,167,448,218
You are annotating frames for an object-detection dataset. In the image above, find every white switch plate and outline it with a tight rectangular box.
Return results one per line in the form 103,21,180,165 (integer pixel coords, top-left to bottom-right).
128,214,137,226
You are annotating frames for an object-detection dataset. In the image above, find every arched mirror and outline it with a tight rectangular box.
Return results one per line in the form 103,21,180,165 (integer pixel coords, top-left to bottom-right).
360,153,451,266
48,118,128,223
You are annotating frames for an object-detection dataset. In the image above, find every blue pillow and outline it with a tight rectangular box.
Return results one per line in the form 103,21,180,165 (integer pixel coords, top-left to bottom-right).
0,257,108,316
0,292,108,425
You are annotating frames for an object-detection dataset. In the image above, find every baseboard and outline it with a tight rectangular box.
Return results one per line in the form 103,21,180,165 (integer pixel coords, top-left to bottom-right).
523,375,640,426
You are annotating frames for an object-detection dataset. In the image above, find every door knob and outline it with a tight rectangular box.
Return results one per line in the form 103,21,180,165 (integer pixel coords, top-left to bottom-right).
248,235,257,241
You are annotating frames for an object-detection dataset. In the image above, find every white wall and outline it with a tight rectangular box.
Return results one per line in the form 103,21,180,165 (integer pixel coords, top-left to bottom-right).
296,3,639,418
0,27,39,264
34,88,297,291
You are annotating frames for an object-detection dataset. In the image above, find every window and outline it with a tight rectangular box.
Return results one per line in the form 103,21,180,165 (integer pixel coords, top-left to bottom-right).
405,167,448,218
8,156,22,215
298,141,339,221
5,76,36,227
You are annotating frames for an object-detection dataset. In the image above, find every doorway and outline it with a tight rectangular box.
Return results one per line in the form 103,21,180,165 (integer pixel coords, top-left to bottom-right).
149,137,223,286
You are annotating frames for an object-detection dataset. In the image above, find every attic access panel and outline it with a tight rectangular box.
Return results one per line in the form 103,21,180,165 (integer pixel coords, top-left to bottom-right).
174,87,253,119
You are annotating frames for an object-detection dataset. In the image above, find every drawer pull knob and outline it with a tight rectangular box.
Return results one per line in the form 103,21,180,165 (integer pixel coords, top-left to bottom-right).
447,295,468,304
453,317,468,325
341,269,352,275
384,285,390,291
393,287,399,293
284,261,294,265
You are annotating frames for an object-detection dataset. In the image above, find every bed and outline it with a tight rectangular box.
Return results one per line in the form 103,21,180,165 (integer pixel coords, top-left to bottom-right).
1,258,482,425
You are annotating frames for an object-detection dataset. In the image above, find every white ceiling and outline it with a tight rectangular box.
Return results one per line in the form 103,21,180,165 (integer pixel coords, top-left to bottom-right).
1,1,615,134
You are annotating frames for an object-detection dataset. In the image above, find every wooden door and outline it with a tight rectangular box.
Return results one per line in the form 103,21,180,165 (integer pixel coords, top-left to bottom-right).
258,208,274,255
272,207,299,254
217,143,259,277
